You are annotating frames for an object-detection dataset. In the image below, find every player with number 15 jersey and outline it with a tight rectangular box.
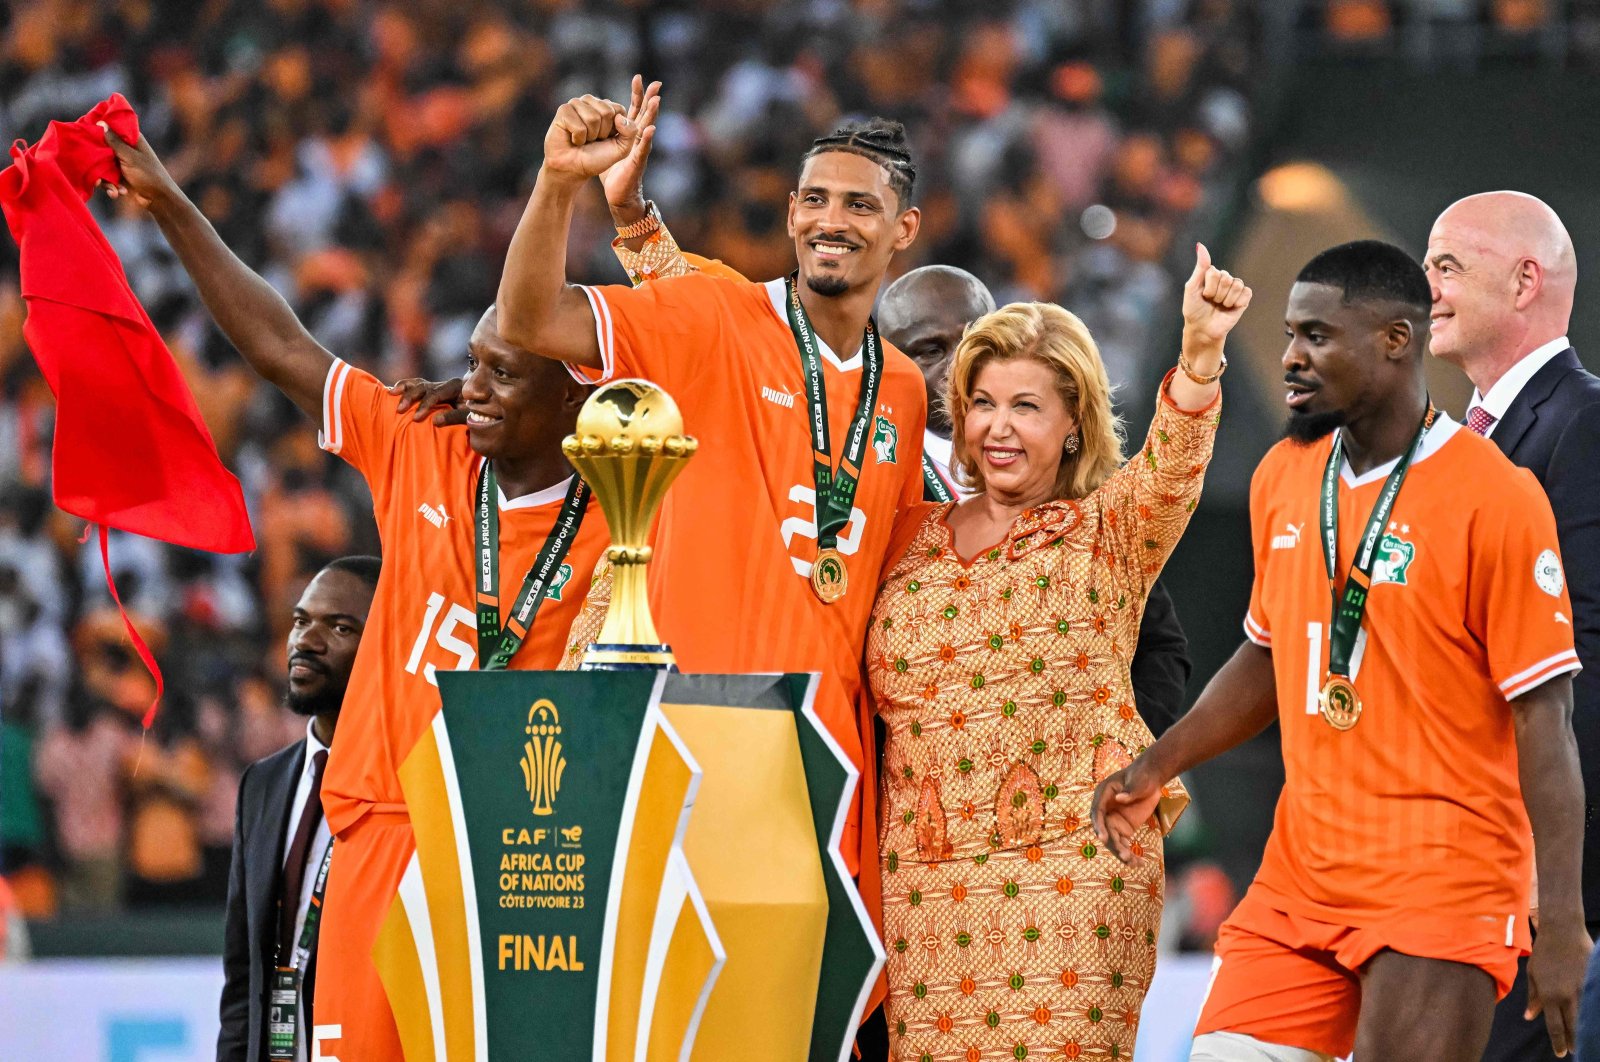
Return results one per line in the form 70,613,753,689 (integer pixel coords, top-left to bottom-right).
313,352,610,1061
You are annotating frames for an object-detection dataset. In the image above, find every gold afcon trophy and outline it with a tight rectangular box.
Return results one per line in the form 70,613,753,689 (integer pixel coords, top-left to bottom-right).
562,379,697,670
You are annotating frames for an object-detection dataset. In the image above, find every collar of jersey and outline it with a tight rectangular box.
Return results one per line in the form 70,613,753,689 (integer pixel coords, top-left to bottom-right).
764,278,864,372
476,459,576,511
1338,414,1459,489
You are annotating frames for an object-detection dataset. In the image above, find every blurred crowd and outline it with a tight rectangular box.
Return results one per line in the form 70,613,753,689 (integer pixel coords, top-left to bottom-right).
0,0,1259,932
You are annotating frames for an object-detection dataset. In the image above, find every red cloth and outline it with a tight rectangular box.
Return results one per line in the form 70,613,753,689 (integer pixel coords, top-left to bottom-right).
1,95,256,723
0,95,254,553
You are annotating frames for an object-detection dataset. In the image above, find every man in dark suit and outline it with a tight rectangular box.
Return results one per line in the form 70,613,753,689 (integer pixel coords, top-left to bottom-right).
218,556,380,1062
1426,192,1600,1062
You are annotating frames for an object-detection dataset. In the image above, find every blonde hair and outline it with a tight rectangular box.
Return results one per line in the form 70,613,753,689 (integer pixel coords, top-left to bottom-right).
946,302,1124,501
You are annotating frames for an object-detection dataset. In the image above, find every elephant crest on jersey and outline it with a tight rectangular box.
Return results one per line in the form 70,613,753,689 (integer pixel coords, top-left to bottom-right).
872,415,899,465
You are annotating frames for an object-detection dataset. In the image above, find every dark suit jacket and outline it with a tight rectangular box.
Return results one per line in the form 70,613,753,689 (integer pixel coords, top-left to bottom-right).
1489,347,1600,920
217,739,314,1062
1131,579,1192,739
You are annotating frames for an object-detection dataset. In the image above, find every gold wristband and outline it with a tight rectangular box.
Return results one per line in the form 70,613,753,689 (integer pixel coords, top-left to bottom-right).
613,200,661,239
1178,350,1226,385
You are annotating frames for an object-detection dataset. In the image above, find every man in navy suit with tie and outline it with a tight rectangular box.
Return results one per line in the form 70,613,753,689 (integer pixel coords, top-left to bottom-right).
217,556,380,1062
1426,192,1600,1061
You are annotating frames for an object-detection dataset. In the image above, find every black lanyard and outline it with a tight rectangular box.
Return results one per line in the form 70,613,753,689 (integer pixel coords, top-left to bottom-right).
922,452,955,503
475,463,589,671
784,274,882,549
1318,406,1434,679
268,839,333,1060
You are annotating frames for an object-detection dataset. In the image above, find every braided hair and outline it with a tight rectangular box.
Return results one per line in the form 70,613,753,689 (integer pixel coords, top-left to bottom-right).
802,118,917,208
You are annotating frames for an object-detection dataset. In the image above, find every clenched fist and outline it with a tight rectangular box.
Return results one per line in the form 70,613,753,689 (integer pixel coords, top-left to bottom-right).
541,92,656,184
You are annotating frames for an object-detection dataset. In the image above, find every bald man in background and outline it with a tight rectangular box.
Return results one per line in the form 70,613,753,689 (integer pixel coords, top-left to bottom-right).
879,265,995,499
1426,191,1600,1062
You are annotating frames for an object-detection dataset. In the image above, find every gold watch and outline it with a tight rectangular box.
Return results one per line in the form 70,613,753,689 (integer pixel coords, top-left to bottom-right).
614,200,661,239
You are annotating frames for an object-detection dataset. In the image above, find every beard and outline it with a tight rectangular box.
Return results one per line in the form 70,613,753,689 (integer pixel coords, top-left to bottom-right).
286,674,348,718
1283,406,1347,445
805,272,850,297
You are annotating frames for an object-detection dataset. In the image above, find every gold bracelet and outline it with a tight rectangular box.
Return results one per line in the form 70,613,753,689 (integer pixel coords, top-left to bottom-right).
613,200,661,239
1178,350,1226,385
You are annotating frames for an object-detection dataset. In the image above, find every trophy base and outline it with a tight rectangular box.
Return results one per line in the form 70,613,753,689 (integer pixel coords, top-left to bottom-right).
580,643,678,672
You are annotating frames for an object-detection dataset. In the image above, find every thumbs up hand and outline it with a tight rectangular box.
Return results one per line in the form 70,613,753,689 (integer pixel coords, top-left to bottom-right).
1181,243,1252,346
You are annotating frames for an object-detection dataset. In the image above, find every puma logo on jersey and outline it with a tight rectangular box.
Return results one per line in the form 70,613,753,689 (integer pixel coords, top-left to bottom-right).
761,385,799,409
418,502,451,529
1271,523,1303,550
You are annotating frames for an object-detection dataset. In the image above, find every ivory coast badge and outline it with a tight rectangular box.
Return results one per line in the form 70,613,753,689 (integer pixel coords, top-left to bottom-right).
811,548,848,604
1319,674,1361,731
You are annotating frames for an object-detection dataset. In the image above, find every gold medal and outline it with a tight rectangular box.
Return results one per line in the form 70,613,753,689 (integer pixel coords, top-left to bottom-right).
1319,675,1361,731
811,548,848,604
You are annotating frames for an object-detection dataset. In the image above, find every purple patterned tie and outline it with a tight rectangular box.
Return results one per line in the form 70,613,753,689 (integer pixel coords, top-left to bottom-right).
1466,405,1497,436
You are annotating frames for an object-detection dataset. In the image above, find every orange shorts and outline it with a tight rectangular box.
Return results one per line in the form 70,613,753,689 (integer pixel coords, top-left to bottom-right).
1193,890,1522,1058
312,811,414,1062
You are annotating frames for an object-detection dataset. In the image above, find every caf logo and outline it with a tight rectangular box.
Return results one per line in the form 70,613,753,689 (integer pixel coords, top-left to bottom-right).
520,699,567,817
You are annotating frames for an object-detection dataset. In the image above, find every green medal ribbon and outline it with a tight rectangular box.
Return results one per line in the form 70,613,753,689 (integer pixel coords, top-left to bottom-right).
784,274,883,549
921,452,955,503
268,840,335,1061
1318,406,1434,679
475,463,589,671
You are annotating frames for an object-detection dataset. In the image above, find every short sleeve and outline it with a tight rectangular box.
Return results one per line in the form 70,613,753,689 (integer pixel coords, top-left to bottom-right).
1243,453,1275,649
319,360,403,485
1468,468,1581,700
566,273,744,394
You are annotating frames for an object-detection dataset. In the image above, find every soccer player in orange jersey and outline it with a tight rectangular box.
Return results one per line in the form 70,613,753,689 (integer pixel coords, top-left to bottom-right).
103,132,612,1061
496,93,929,895
1091,241,1591,1061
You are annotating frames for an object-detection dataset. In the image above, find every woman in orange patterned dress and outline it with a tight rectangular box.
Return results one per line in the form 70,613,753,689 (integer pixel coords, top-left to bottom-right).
867,246,1250,1061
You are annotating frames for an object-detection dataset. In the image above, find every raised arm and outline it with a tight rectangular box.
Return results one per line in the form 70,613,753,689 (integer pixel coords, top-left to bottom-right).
602,76,665,256
1092,639,1278,861
497,90,659,367
1511,676,1591,1057
102,129,331,418
1098,246,1247,589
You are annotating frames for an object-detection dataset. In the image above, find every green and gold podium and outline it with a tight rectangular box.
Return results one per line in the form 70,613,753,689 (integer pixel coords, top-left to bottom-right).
373,381,884,1061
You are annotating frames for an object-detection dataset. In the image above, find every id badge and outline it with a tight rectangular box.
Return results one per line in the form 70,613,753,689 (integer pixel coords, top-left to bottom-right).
267,967,299,1061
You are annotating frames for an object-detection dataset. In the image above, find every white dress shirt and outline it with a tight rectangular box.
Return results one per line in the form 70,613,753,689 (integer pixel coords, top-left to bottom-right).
283,719,332,1062
923,429,970,499
1468,335,1570,435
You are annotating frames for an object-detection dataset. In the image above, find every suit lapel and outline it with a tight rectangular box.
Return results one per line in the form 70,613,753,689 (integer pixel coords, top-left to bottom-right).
1493,348,1581,460
248,741,307,959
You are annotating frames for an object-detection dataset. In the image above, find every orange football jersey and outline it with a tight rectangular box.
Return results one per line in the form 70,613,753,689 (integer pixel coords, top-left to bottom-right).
571,272,928,867
1243,416,1578,949
316,359,611,834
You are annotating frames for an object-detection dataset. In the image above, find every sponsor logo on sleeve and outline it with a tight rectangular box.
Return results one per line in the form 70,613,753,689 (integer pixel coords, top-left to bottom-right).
1535,549,1565,597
